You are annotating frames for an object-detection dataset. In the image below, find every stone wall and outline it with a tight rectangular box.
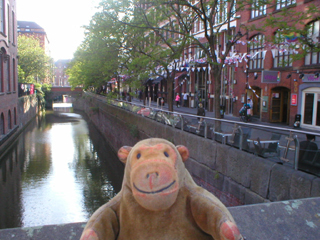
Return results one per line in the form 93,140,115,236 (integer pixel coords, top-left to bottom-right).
0,95,38,156
18,94,38,128
73,93,320,206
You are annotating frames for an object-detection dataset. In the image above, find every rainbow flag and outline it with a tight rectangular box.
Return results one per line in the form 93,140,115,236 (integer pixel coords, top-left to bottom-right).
284,33,301,43
277,72,280,82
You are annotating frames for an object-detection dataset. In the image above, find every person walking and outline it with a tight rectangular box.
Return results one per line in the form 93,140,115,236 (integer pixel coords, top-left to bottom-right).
197,103,205,132
175,93,180,107
183,92,188,107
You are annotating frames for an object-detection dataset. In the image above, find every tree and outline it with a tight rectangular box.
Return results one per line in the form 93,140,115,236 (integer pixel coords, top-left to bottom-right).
98,0,248,114
67,11,123,91
97,0,192,111
18,35,52,83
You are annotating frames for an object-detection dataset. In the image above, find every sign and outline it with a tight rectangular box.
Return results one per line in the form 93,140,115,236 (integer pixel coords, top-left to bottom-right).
261,71,281,83
262,96,268,112
302,74,320,83
291,93,297,106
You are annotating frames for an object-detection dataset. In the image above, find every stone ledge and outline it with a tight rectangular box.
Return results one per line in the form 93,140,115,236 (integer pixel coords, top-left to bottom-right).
0,198,319,240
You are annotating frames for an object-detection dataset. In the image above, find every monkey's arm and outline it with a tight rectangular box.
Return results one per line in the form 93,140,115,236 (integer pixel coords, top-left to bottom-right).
80,195,121,240
190,187,243,240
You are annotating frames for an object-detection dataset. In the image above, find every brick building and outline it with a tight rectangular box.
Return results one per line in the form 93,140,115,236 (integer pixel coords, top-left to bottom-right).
0,0,18,137
17,21,50,55
231,0,320,129
168,0,320,129
54,59,71,86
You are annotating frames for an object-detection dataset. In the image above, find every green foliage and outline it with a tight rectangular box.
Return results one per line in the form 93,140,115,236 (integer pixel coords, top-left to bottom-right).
18,35,52,83
68,0,319,115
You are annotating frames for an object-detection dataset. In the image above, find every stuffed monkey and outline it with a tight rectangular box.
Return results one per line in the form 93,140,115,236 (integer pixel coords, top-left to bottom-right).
80,138,243,240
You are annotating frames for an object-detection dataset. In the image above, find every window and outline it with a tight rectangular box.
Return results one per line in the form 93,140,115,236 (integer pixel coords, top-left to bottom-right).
8,110,11,130
273,32,293,68
0,49,3,92
7,4,9,39
6,54,10,92
301,87,320,128
14,107,16,125
12,58,15,91
249,35,265,70
0,0,4,34
193,17,199,33
305,20,320,65
276,0,296,10
12,11,15,44
0,113,4,135
251,0,266,19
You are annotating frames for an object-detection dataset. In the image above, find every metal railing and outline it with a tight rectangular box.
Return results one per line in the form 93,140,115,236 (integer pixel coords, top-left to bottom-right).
88,92,320,176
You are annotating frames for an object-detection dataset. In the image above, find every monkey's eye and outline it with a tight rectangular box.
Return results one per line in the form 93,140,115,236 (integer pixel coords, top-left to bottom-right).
164,151,169,157
137,153,141,159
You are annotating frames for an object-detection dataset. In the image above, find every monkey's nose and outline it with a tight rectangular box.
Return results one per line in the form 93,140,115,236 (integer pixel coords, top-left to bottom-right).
146,172,159,179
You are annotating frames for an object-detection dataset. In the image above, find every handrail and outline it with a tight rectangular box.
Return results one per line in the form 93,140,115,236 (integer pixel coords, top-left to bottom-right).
85,92,320,174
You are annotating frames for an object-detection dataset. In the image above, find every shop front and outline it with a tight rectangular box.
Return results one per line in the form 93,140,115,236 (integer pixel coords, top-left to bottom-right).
298,74,320,129
300,86,320,129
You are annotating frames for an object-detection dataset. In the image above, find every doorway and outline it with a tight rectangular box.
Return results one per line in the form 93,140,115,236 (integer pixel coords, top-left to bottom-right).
301,87,320,129
270,87,290,124
249,87,261,118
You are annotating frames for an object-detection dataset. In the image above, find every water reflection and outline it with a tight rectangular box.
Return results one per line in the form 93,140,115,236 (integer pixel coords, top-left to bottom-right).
0,109,124,229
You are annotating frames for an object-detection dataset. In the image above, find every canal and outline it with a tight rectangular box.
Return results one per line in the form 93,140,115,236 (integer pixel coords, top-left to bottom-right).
0,109,124,229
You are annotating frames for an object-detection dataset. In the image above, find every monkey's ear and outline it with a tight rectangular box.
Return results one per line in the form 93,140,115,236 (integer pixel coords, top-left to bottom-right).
176,145,189,162
118,146,132,164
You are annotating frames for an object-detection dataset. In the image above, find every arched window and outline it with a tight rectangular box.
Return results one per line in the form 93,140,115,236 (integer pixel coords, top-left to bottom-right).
14,107,17,125
8,110,11,130
249,34,265,70
305,20,320,65
0,113,4,135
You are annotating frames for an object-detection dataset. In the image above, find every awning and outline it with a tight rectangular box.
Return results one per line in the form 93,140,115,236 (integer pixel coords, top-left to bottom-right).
153,76,164,84
174,71,187,80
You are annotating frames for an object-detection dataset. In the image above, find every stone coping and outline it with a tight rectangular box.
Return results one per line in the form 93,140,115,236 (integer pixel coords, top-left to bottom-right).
0,197,319,240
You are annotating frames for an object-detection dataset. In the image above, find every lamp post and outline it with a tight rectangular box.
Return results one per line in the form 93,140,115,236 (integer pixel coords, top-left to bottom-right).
245,32,250,119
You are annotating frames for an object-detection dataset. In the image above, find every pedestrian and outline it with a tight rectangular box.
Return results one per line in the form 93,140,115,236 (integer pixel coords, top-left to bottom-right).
197,103,205,131
175,93,180,107
183,92,188,107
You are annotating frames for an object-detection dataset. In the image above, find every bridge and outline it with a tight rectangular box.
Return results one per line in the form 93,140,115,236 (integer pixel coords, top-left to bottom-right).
45,86,83,108
1,92,319,239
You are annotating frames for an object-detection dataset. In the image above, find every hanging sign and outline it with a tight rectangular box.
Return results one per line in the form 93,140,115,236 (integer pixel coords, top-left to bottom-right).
302,74,320,83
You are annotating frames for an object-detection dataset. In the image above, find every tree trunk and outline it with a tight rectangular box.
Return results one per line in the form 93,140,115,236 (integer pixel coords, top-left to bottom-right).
213,66,222,131
167,76,173,112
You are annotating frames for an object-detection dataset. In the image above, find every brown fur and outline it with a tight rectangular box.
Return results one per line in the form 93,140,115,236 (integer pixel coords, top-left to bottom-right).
80,138,243,240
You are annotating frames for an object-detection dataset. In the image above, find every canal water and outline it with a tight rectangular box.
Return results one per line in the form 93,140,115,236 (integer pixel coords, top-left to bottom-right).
0,108,124,229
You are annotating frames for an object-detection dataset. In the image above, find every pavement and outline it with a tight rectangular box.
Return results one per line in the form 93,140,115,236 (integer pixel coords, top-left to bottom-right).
130,98,320,136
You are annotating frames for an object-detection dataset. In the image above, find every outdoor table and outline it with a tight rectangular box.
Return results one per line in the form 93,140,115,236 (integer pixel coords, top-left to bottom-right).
213,131,233,144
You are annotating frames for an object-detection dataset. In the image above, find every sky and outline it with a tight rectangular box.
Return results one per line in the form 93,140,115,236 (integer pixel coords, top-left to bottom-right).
16,0,101,61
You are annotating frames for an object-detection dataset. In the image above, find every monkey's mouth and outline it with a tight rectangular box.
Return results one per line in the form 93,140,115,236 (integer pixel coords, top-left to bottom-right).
133,180,176,194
